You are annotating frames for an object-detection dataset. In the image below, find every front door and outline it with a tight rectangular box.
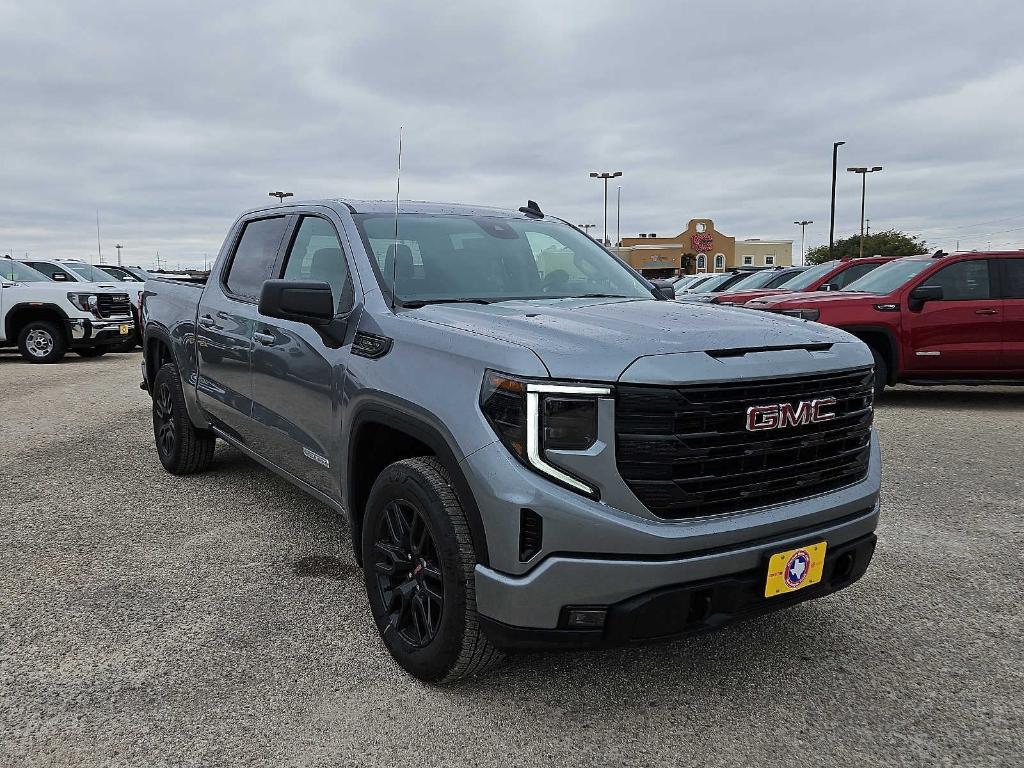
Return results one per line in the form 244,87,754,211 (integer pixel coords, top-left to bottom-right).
195,215,290,444
250,214,354,495
904,259,1003,374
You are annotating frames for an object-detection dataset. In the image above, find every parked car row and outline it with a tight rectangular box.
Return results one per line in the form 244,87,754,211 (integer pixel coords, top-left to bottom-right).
670,251,1024,394
0,257,140,362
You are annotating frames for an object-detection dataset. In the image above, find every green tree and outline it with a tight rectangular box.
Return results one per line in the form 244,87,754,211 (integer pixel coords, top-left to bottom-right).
805,230,929,265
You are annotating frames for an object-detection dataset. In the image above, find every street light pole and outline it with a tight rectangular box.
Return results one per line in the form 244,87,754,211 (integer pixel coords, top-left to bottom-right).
793,220,813,265
589,171,622,246
577,224,596,236
269,191,294,204
847,166,883,259
115,243,123,267
616,185,622,247
829,141,845,260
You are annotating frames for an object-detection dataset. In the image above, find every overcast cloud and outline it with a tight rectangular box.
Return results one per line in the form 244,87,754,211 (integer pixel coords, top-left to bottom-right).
1,0,1023,269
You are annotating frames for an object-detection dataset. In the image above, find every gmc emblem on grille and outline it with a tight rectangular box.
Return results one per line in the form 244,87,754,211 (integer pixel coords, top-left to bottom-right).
745,397,838,431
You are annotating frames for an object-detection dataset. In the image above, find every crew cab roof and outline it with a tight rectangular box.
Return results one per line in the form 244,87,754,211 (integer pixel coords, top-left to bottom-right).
246,198,548,220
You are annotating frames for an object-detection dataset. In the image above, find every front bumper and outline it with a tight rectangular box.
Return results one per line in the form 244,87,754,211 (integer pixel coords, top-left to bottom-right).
66,316,135,347
481,531,877,650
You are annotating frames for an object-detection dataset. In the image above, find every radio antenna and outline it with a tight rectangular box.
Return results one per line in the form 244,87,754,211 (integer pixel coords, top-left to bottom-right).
390,125,403,310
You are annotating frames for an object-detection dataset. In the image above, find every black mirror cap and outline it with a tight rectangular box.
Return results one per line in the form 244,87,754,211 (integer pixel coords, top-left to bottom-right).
259,280,335,323
910,284,943,303
649,279,677,300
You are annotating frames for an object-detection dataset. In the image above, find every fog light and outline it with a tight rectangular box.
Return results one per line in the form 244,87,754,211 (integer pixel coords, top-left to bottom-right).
566,608,607,629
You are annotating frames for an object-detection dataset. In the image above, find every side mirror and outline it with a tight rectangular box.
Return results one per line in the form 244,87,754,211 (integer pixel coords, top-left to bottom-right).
51,272,69,281
259,280,335,324
650,279,677,300
909,284,943,310
820,283,836,292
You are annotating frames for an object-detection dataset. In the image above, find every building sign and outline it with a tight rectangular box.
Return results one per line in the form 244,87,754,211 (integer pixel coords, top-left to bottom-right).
691,233,714,252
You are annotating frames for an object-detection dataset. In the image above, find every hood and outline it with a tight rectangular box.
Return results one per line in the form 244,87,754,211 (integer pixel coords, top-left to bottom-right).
408,297,852,380
714,288,792,304
749,290,884,309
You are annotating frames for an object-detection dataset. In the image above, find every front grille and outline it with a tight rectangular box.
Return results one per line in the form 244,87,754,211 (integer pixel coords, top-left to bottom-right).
96,293,132,318
615,367,873,519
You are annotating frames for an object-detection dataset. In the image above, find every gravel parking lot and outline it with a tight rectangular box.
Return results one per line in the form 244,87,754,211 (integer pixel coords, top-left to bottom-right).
1,351,1022,767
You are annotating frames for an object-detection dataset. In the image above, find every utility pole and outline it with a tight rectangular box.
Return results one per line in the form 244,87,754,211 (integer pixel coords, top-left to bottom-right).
829,141,845,260
589,171,622,246
269,191,293,204
847,166,883,259
866,219,871,236
793,220,813,265
115,243,123,266
95,210,102,263
616,185,622,246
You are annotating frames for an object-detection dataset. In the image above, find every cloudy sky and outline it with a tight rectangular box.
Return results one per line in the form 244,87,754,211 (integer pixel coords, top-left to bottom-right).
2,0,1023,269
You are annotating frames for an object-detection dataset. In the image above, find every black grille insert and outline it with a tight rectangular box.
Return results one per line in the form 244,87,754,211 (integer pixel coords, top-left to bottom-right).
96,293,132,318
615,367,873,519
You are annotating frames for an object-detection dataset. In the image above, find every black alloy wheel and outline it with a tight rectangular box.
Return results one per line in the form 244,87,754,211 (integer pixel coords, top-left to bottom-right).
372,499,445,647
154,380,176,459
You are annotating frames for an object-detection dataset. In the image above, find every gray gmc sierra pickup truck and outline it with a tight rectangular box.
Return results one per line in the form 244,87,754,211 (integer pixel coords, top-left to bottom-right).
141,199,881,683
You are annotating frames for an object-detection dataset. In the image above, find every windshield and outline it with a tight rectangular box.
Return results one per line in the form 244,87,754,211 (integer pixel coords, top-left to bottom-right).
65,262,118,282
689,273,742,293
0,261,53,282
98,265,143,281
675,275,713,295
353,213,654,304
778,261,837,290
843,258,933,294
728,270,792,291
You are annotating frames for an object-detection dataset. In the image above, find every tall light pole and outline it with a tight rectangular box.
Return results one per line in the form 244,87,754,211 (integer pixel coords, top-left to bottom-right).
616,185,622,247
577,224,596,237
115,243,123,266
847,166,883,259
793,220,813,265
269,191,293,204
589,171,622,246
829,141,845,260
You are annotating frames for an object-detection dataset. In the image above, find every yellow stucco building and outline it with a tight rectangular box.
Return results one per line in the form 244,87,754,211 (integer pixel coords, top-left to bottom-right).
613,218,793,278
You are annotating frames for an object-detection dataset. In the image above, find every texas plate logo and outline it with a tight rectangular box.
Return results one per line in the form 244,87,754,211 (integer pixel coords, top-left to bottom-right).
784,549,811,588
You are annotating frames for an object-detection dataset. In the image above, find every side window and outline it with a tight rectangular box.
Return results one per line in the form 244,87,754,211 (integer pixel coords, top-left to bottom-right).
224,217,288,301
280,216,352,310
832,262,878,288
1001,259,1024,298
921,260,991,301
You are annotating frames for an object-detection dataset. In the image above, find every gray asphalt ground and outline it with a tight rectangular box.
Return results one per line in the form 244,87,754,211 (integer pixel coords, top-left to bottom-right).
1,351,1022,767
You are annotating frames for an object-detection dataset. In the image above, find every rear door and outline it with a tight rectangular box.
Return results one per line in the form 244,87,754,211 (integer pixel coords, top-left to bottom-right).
249,213,355,494
196,215,290,444
904,259,1003,374
998,257,1024,372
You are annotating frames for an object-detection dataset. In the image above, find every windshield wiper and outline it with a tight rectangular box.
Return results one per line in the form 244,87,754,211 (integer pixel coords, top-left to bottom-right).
400,298,494,308
570,293,635,299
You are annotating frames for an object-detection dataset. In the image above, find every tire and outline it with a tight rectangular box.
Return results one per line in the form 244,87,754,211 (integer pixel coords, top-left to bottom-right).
869,346,888,398
362,456,503,684
152,362,216,474
76,347,108,358
17,320,67,363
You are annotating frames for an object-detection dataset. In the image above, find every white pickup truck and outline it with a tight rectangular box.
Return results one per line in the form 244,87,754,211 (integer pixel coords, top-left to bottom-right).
0,259,136,363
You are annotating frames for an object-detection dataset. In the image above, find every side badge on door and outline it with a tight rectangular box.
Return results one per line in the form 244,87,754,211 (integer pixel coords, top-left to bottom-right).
302,447,331,468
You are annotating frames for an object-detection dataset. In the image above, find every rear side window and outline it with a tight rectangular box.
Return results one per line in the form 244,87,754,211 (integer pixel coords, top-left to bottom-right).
280,216,352,310
921,260,991,301
831,261,879,288
225,217,288,300
1001,259,1024,298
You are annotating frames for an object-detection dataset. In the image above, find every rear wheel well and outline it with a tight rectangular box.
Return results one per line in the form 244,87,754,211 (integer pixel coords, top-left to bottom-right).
6,306,68,344
145,337,173,393
349,421,434,562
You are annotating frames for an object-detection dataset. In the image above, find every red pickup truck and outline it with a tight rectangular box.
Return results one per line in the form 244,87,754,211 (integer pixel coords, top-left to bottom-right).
713,256,893,306
744,251,1024,394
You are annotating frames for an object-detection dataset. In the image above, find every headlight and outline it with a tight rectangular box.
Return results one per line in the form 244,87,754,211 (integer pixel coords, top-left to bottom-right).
68,293,101,316
777,308,820,321
480,370,610,496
